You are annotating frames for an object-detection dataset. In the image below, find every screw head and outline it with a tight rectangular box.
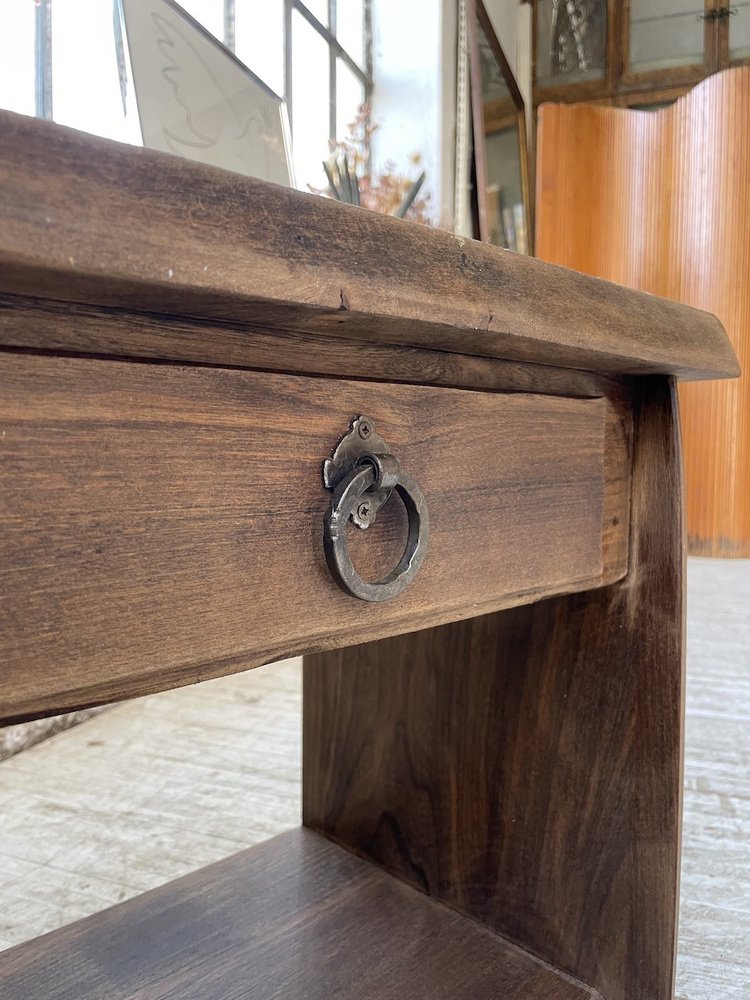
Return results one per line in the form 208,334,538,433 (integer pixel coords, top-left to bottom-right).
357,501,372,520
358,421,371,439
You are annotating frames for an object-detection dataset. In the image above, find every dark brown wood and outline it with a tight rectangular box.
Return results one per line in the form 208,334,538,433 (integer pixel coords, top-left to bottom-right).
0,107,734,999
0,827,599,1000
0,111,737,380
303,376,684,1000
0,351,630,724
0,292,630,400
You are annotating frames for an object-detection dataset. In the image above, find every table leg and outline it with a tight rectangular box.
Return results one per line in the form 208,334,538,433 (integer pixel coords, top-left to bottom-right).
304,377,684,1000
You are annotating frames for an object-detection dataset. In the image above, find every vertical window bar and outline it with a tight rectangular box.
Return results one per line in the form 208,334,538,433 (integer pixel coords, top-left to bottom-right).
363,0,373,171
35,0,53,120
328,0,337,142
364,0,373,93
284,0,293,128
223,0,235,51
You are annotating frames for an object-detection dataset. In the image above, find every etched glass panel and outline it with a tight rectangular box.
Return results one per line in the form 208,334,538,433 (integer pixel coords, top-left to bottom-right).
536,0,607,88
178,0,224,41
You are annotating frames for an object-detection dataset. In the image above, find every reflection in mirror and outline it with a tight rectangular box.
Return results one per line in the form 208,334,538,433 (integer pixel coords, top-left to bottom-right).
485,126,526,252
468,0,531,254
628,0,705,75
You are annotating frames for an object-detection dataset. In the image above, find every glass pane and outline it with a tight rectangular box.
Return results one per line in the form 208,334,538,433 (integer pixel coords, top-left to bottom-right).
291,11,330,191
300,0,328,27
178,0,224,41
335,59,364,144
536,0,607,88
730,1,750,61
629,0,704,73
0,0,35,116
337,0,365,67
52,0,142,144
485,126,527,254
235,0,284,95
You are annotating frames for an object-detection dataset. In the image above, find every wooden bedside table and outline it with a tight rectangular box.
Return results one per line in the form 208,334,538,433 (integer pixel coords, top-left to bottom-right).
0,111,738,1000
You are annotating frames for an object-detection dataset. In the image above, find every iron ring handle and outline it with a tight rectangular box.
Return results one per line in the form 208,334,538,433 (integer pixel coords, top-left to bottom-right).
323,463,429,602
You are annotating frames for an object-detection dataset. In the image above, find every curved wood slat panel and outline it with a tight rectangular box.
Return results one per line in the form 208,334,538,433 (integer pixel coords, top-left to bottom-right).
536,68,750,556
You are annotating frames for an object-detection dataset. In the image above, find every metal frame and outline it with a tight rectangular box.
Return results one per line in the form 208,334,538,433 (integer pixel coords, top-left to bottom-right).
283,0,373,144
468,0,533,253
29,0,372,150
34,0,53,120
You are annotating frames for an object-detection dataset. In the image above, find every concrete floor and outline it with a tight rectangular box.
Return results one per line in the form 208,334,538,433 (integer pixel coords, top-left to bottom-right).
0,558,748,997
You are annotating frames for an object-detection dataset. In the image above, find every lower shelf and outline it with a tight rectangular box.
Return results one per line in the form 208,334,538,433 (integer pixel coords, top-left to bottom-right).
0,827,595,999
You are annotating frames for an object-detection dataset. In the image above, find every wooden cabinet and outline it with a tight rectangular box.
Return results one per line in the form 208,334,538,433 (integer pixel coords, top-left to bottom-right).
533,0,750,109
0,110,737,999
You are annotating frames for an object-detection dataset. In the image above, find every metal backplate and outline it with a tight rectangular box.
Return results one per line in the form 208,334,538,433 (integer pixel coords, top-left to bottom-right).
322,416,392,528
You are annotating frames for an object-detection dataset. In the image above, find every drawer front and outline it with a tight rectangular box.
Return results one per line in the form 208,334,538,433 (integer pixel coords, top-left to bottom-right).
0,354,630,720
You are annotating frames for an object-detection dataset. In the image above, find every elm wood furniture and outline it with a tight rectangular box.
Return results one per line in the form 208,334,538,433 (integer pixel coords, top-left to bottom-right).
535,68,750,556
0,111,738,999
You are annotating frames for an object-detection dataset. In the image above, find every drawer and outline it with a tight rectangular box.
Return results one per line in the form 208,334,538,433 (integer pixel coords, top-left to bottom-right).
0,353,630,721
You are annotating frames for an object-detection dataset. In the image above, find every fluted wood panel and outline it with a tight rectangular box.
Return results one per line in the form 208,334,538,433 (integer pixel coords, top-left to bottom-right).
536,69,750,556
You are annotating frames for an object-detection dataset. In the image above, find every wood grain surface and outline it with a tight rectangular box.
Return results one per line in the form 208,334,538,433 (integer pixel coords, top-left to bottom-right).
536,68,748,555
0,828,598,1000
0,110,737,381
0,292,628,401
304,377,684,1000
0,351,629,723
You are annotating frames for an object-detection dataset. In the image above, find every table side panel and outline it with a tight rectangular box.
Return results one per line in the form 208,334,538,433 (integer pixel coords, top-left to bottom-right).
303,377,683,1000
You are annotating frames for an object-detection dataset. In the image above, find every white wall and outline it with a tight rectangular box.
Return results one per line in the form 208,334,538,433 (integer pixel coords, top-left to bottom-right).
370,0,456,228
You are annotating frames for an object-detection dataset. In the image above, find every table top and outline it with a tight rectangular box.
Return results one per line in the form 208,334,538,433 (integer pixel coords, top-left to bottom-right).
0,110,738,382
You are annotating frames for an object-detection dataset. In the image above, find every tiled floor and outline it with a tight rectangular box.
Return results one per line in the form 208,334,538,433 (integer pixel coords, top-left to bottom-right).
0,559,748,996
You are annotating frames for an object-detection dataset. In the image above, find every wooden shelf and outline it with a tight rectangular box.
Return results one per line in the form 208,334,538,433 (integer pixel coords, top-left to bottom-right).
0,828,595,999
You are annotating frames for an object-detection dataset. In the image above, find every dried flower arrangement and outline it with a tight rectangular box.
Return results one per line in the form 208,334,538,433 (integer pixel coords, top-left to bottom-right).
313,105,432,225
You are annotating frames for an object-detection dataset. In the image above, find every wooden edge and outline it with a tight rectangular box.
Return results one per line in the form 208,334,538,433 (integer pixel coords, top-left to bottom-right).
0,293,630,400
0,828,601,1000
602,395,632,575
0,111,739,381
2,567,627,728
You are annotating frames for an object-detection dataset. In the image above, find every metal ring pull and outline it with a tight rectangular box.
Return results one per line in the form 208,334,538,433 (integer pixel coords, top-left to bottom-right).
322,417,429,602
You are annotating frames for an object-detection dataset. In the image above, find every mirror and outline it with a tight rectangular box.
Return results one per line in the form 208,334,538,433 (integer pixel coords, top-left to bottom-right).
468,0,532,254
